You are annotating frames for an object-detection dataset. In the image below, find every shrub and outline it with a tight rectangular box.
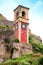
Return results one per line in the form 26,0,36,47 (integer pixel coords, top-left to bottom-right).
6,25,9,27
4,37,10,43
0,25,6,29
38,57,43,65
29,35,41,44
20,61,30,65
13,38,19,43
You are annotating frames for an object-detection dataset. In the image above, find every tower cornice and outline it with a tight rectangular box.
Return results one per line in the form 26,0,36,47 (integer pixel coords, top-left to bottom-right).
13,5,30,11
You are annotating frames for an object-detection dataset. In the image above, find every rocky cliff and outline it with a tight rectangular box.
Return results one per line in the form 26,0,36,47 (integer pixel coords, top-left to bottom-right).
0,28,42,63
0,41,32,63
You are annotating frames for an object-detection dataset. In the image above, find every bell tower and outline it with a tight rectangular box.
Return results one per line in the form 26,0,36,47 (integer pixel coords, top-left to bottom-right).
14,5,29,43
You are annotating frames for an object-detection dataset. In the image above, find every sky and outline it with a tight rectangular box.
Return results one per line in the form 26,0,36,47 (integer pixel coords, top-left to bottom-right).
0,0,43,41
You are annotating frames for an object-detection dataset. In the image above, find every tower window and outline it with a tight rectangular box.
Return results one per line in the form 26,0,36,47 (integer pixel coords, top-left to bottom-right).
16,12,19,16
16,12,19,19
15,24,18,29
22,11,25,17
22,24,26,29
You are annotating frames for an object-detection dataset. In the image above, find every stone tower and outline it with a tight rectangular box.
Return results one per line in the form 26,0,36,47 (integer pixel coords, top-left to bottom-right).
14,5,29,43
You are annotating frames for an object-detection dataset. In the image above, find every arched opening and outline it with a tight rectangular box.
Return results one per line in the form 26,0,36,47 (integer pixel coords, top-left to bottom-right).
22,11,25,17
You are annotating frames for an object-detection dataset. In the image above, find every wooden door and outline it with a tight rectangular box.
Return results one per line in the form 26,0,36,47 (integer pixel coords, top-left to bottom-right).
21,29,27,43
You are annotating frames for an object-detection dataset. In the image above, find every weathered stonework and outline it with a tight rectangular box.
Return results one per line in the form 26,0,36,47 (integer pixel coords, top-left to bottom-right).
0,40,6,63
12,43,32,58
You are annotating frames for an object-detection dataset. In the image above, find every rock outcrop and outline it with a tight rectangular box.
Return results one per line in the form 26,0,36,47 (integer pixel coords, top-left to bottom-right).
0,40,6,63
0,14,13,26
12,43,32,58
0,41,32,63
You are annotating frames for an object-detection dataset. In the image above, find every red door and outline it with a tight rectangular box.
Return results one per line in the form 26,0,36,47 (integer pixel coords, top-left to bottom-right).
21,29,27,43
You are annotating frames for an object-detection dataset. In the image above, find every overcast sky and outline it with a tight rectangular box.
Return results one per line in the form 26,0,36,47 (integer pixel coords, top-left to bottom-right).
0,0,43,41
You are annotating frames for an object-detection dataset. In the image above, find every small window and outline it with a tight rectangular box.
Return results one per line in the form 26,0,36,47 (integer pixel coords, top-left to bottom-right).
16,24,18,29
22,24,26,29
16,12,19,19
22,11,25,17
16,12,19,16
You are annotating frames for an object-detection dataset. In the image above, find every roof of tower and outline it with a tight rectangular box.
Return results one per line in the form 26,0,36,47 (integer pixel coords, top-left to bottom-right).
0,14,7,20
14,5,30,11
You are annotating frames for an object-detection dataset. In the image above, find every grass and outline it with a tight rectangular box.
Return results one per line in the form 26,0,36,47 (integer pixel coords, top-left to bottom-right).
0,54,41,65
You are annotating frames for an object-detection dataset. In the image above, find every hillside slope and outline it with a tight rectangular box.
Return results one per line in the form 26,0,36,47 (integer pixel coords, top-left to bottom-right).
0,14,7,20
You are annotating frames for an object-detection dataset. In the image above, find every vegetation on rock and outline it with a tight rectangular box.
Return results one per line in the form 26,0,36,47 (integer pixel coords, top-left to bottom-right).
13,38,19,43
0,54,43,65
4,37,10,43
